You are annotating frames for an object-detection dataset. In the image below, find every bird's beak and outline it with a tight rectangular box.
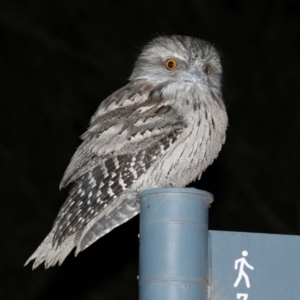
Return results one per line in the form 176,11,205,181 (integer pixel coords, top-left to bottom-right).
192,70,203,82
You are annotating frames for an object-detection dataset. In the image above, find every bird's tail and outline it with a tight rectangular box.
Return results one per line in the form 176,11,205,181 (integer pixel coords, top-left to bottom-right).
25,192,139,269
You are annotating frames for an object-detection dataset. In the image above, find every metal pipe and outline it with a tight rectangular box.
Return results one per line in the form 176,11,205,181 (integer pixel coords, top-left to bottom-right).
138,188,213,300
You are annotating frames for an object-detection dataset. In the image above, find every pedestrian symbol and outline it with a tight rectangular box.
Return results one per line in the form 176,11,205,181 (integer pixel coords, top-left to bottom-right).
233,250,254,288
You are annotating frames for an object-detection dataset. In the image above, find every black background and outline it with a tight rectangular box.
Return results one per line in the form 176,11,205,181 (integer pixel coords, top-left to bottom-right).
1,1,300,299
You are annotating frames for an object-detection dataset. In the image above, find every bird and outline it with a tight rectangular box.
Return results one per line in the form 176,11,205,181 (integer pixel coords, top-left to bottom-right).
25,35,228,269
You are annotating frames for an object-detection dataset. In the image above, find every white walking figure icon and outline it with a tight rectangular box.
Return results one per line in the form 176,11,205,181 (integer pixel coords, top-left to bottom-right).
233,250,254,288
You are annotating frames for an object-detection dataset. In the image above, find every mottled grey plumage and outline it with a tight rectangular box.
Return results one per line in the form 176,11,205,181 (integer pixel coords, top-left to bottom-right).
25,35,228,269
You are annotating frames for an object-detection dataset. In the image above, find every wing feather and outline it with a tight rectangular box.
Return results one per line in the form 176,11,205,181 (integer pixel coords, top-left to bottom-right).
60,82,183,188
52,82,186,246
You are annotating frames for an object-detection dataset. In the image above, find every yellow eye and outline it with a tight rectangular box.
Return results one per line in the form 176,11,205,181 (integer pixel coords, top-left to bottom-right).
205,64,212,74
165,59,177,71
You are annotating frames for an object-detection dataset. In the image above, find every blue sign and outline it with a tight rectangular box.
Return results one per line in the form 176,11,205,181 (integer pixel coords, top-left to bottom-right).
209,231,300,300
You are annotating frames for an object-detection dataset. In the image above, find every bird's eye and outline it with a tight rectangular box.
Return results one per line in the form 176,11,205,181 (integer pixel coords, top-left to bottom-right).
165,59,178,71
205,64,212,75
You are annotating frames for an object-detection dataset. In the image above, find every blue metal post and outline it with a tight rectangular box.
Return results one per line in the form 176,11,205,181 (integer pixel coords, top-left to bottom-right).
138,188,213,300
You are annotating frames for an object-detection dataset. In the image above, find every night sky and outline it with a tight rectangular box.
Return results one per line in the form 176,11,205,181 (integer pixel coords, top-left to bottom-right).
1,1,300,299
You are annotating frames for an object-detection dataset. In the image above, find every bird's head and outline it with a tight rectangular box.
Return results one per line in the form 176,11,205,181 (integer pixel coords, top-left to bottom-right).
130,35,222,92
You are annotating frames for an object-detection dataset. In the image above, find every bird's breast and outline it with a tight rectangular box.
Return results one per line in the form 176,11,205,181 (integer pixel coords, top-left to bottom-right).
135,98,227,189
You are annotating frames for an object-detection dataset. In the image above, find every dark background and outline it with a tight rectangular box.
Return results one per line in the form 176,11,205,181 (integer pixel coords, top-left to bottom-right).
1,0,300,299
